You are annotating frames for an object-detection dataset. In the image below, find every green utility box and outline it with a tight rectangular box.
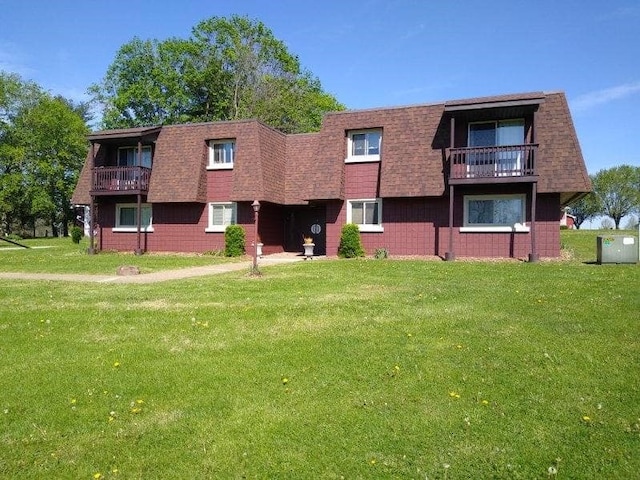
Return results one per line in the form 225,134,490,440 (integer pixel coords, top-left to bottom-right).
596,235,639,264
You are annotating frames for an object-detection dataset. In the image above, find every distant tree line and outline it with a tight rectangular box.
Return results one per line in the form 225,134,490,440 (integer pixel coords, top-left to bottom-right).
569,165,640,230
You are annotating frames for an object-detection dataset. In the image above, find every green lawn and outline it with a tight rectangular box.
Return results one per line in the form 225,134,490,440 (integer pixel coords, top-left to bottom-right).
1,231,638,478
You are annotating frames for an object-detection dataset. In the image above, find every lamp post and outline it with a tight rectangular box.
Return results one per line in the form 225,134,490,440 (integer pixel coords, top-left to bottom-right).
251,200,261,274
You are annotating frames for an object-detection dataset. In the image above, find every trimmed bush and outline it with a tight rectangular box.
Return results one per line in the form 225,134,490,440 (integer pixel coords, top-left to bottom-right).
71,226,83,244
224,225,246,257
338,223,365,258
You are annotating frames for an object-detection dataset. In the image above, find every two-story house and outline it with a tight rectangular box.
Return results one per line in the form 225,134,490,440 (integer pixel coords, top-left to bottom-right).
71,91,591,260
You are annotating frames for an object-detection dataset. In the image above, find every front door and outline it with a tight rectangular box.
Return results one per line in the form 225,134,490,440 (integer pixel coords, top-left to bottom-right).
284,205,326,255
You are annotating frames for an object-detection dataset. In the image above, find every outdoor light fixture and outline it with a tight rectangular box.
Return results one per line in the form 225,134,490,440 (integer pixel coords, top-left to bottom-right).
251,200,261,273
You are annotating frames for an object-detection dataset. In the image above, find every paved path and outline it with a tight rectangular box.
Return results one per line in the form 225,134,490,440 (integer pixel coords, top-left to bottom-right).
0,253,308,284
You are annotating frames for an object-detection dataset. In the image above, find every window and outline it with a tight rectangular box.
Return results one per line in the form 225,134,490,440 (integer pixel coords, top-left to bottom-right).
347,198,383,232
346,129,381,162
114,204,153,232
208,140,235,169
468,120,524,176
462,194,528,232
206,202,237,232
118,146,152,168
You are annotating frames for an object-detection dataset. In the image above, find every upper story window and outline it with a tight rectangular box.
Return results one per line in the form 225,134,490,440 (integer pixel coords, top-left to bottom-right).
346,129,381,163
208,140,235,169
469,120,524,147
118,146,152,168
347,198,383,232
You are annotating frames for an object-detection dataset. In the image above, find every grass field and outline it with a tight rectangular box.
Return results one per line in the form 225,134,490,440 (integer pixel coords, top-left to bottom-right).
1,231,638,478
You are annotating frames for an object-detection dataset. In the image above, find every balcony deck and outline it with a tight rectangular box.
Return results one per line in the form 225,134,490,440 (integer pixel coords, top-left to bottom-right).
449,144,538,185
90,166,151,196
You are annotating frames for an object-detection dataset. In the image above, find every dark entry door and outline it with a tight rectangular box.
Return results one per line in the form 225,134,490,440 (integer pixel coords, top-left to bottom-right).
284,205,326,255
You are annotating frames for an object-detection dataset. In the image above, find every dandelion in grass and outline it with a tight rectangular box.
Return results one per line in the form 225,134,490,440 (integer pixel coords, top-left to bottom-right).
482,399,489,406
449,391,460,399
582,415,591,422
93,473,102,479
113,361,120,368
282,377,289,385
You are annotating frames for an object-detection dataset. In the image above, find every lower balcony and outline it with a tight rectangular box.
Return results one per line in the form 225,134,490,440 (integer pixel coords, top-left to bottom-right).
90,166,151,195
449,144,537,184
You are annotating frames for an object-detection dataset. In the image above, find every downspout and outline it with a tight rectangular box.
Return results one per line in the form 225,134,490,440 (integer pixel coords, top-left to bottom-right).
445,116,456,261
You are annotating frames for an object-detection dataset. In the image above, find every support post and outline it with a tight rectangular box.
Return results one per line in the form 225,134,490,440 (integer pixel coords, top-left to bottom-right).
528,182,539,262
87,142,96,254
135,193,143,255
445,116,456,261
445,184,456,261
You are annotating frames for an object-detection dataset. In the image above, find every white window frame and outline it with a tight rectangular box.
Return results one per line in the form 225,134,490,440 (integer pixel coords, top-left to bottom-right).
207,140,235,170
113,203,153,232
205,202,237,232
347,198,383,232
461,194,529,233
345,129,381,163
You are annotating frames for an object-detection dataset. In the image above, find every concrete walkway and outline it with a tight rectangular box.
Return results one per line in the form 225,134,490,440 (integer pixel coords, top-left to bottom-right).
0,253,308,284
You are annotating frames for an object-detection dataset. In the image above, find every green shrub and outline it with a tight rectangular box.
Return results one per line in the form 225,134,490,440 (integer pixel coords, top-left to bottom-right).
70,226,83,244
338,223,365,258
224,225,246,257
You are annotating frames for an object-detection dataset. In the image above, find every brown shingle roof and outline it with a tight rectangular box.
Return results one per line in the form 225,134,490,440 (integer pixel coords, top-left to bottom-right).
72,91,590,207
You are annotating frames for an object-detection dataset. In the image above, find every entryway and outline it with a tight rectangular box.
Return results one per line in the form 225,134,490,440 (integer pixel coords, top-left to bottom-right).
284,205,326,255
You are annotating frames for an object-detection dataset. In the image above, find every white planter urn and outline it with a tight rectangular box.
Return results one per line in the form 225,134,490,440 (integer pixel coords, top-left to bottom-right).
303,243,315,259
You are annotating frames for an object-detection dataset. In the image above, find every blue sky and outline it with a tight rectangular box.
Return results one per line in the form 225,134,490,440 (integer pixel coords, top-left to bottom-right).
1,0,639,179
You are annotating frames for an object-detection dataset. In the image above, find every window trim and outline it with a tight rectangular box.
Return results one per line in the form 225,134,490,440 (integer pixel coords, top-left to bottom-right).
113,203,153,232
207,139,235,170
205,202,237,232
347,198,383,232
345,129,382,163
461,194,529,233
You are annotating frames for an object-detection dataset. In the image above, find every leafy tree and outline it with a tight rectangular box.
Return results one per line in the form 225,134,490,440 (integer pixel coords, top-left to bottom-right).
590,165,640,229
568,193,599,230
90,15,344,133
1,72,89,236
0,72,45,235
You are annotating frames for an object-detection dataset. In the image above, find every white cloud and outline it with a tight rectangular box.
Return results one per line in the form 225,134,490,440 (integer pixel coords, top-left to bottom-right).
571,82,640,112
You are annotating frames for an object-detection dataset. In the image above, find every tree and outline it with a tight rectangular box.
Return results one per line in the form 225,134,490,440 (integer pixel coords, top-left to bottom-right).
90,15,344,133
590,165,640,229
15,96,89,236
1,72,89,236
0,72,45,235
568,193,599,229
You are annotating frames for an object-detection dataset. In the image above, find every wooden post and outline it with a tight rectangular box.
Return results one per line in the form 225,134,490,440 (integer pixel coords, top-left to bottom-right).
134,140,143,255
529,182,539,262
445,116,456,261
88,142,96,254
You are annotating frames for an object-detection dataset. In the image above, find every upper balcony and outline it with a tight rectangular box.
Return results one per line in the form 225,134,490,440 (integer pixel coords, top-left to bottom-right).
448,143,538,185
90,166,151,196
